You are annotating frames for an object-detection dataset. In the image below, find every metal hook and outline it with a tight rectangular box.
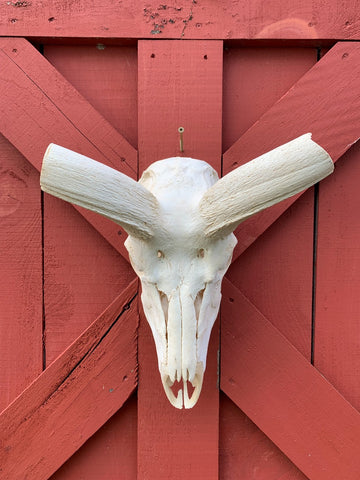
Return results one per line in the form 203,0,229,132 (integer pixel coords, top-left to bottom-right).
178,127,184,153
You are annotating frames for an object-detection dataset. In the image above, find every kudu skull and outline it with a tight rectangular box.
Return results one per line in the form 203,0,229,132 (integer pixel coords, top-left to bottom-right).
40,133,333,409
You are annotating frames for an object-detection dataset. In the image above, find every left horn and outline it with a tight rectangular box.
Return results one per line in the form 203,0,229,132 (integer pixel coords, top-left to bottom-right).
40,144,159,239
199,134,334,238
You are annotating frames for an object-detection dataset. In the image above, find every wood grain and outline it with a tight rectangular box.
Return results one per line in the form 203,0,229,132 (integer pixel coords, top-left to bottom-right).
220,393,308,480
44,45,138,150
50,394,137,480
41,45,138,478
0,37,137,261
223,41,360,262
0,135,43,412
314,142,360,409
0,1,358,41
0,279,138,480
222,279,360,480
223,47,317,152
137,40,222,479
220,47,317,479
138,40,223,172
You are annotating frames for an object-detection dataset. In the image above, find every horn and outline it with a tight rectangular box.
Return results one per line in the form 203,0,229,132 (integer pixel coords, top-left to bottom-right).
40,144,159,239
199,134,334,238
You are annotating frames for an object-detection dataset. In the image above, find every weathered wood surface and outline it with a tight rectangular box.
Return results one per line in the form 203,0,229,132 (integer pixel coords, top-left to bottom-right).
42,44,137,365
223,47,317,152
220,394,308,480
0,279,138,480
314,142,360,410
224,41,360,262
0,135,43,412
45,45,138,150
50,394,138,480
0,1,358,41
219,47,319,479
41,44,138,479
222,279,360,480
0,37,137,261
137,40,222,479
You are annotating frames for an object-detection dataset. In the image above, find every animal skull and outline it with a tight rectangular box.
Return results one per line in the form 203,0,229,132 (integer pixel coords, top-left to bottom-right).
40,133,333,409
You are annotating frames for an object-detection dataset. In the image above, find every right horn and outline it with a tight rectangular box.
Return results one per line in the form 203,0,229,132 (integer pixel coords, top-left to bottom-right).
40,144,159,240
199,133,334,238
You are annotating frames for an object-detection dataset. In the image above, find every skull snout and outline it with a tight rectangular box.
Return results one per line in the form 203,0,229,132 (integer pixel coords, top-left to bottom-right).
157,286,206,409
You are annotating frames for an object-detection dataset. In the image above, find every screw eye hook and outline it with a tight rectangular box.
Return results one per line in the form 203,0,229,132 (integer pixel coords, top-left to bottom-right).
178,127,184,153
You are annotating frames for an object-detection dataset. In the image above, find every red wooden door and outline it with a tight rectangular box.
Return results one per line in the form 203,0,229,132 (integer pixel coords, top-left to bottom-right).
0,3,360,479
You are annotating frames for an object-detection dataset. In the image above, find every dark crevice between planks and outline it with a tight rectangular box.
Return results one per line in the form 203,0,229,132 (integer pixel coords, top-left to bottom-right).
311,47,323,365
40,291,138,409
41,189,46,371
59,292,138,390
311,182,319,365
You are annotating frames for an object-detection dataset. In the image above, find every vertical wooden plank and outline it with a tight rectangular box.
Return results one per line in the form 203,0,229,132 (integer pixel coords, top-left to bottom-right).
0,135,42,412
223,47,318,152
314,142,360,410
220,47,317,479
138,40,222,170
49,394,137,480
219,393,308,480
43,46,137,478
44,45,138,149
137,40,223,479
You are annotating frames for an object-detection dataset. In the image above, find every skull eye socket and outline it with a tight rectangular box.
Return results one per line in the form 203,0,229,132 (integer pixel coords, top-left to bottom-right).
197,248,205,258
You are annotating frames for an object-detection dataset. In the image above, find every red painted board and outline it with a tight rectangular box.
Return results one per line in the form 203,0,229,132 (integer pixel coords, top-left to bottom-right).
223,41,360,262
137,40,222,479
227,187,315,360
221,279,360,480
314,142,360,410
0,279,138,480
222,190,315,479
223,47,317,152
41,44,136,364
44,45,138,150
0,1,358,41
0,37,137,261
220,47,316,479
0,135,43,411
42,45,137,479
50,393,137,480
219,394,308,480
43,195,135,364
138,40,223,172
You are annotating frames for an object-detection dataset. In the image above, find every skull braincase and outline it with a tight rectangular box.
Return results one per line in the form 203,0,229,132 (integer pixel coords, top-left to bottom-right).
125,158,237,409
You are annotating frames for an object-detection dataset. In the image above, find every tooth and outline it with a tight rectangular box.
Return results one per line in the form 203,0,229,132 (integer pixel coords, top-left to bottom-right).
183,363,204,409
184,375,202,409
162,375,183,409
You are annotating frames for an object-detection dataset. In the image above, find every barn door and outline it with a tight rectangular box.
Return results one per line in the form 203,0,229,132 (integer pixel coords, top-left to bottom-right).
0,33,360,480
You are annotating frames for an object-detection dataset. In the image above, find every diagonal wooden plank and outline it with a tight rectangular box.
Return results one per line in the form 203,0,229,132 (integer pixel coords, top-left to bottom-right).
224,41,360,262
0,279,138,480
0,37,137,261
137,40,223,479
0,135,43,411
0,1,358,41
314,142,360,408
221,278,360,480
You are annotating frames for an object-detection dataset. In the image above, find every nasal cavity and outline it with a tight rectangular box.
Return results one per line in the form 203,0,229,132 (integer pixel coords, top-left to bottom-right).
159,291,169,327
194,289,205,321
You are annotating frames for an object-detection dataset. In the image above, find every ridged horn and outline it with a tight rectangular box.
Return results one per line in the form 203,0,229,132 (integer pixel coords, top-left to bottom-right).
40,144,159,239
199,134,334,238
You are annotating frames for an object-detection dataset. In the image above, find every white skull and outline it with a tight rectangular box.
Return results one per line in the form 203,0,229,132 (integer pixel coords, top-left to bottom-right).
40,133,333,409
125,158,237,408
